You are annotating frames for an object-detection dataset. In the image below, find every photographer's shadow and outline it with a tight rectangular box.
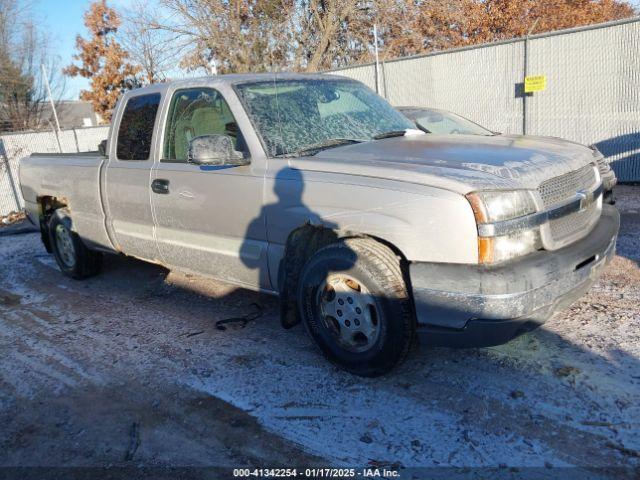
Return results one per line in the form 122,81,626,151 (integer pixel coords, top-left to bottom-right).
241,167,340,328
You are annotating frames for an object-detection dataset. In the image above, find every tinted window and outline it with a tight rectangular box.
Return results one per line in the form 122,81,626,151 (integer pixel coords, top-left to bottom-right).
163,88,245,162
116,93,161,160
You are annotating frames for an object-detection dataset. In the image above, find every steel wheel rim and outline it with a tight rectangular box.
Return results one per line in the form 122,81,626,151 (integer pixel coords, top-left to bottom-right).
55,224,76,268
316,273,381,353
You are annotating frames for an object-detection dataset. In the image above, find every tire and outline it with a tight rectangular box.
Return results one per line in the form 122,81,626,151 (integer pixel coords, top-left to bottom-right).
48,209,102,279
298,238,415,376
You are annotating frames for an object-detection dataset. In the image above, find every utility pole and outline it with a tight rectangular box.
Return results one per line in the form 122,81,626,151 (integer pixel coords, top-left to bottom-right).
373,23,380,95
522,18,539,136
0,139,21,212
41,64,62,153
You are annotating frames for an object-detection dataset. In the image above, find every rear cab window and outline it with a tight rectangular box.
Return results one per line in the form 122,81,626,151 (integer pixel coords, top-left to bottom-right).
116,93,162,160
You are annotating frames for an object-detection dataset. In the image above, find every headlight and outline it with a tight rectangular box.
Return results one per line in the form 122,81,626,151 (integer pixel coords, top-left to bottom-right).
486,228,542,264
466,190,536,223
589,145,613,178
466,190,542,264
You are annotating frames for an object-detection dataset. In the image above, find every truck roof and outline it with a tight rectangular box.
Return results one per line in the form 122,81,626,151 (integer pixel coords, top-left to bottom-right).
125,72,352,96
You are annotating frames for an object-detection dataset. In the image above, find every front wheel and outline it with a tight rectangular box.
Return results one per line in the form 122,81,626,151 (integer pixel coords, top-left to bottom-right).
48,209,102,279
298,238,415,376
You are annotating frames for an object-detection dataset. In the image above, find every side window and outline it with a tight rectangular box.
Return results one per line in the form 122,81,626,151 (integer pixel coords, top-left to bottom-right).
116,93,161,160
163,88,245,163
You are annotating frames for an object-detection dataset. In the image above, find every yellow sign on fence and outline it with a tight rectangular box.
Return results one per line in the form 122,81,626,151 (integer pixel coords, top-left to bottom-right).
525,75,547,93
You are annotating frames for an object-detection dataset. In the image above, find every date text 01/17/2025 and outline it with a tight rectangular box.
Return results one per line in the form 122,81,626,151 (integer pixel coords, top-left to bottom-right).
232,468,400,478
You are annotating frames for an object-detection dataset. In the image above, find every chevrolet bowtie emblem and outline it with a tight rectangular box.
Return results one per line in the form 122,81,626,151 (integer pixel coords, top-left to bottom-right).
576,190,591,210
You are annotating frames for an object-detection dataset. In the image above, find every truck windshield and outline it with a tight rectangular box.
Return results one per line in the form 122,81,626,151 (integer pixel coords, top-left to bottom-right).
235,79,413,157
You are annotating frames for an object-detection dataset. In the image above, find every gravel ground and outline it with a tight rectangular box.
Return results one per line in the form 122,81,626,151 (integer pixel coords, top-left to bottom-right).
0,186,638,477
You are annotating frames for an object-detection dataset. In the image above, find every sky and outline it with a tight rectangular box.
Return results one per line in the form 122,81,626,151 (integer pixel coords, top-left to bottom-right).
37,0,91,99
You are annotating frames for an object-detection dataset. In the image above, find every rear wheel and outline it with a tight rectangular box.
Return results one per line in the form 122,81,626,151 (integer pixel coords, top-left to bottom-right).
298,238,415,376
48,209,102,279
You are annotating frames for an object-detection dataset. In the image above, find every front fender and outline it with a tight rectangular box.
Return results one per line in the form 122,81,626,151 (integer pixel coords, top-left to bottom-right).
265,169,479,264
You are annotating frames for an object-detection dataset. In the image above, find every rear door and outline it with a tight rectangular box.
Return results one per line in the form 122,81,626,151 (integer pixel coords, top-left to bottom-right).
104,91,163,262
150,84,270,290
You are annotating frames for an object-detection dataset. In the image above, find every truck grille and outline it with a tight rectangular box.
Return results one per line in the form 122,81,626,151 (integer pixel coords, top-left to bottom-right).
537,164,601,248
538,164,596,208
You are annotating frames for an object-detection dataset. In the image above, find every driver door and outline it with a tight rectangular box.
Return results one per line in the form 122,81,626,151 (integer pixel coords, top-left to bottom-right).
151,86,269,290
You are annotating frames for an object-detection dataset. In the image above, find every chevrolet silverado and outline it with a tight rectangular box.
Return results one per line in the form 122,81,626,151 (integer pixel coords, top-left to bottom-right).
20,74,619,376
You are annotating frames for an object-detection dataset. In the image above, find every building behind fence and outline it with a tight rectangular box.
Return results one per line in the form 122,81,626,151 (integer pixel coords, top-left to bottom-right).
330,17,640,182
0,126,109,217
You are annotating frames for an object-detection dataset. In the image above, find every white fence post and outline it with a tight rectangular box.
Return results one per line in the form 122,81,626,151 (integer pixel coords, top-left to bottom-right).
0,139,21,214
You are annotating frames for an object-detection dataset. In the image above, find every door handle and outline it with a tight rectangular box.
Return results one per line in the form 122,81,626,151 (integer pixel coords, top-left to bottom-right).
151,179,170,194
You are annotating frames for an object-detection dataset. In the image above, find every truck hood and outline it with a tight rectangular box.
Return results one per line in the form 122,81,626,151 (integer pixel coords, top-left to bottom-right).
290,134,596,194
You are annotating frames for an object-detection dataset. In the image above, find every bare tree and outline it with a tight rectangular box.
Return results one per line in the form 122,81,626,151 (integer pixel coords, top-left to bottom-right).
145,0,416,74
0,0,65,131
152,0,297,75
296,0,366,71
119,0,184,83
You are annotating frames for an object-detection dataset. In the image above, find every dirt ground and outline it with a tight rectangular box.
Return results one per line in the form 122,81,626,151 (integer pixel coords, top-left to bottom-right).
0,186,638,478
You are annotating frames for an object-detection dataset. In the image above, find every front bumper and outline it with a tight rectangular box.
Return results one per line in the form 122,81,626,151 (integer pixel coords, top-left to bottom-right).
410,205,620,347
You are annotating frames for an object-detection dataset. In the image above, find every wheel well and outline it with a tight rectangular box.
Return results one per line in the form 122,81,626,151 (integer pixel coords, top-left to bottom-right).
361,233,413,295
278,224,409,329
37,196,68,253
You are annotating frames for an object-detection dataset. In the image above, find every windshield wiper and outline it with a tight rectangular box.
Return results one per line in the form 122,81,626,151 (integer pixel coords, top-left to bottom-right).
283,138,364,157
373,130,407,140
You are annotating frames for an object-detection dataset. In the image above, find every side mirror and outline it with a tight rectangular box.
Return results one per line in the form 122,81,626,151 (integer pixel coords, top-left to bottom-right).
187,134,248,166
98,139,107,156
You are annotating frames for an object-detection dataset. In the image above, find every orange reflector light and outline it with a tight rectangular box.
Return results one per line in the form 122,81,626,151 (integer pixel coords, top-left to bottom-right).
478,237,494,264
465,193,488,224
466,193,493,263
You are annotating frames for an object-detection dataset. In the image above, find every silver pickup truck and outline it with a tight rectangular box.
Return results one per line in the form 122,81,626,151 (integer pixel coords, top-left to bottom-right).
20,73,619,376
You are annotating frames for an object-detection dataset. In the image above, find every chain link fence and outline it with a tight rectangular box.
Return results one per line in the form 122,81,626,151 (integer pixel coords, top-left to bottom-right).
330,17,640,182
0,126,109,217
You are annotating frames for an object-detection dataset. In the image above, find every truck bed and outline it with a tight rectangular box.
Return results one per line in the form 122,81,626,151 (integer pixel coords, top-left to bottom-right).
20,152,111,250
